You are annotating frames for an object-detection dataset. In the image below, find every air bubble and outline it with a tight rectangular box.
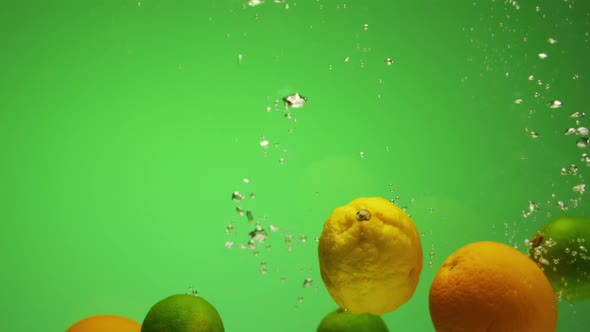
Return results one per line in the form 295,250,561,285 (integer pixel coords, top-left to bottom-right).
260,140,270,148
547,100,563,108
514,98,524,104
548,37,558,44
576,137,589,148
385,58,394,65
577,127,589,136
249,224,268,242
248,0,264,6
362,24,369,30
571,112,586,118
187,285,198,296
538,53,548,59
573,184,585,194
232,191,245,202
303,278,313,288
225,241,234,249
259,262,268,274
360,151,365,158
283,93,307,109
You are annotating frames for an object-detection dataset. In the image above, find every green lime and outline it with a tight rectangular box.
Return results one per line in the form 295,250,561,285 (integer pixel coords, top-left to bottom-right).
317,308,389,332
529,216,590,301
141,294,224,332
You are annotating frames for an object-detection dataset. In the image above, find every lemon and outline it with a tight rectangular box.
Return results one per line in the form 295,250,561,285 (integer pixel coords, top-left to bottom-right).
318,197,423,315
317,308,389,332
529,216,590,301
141,294,224,332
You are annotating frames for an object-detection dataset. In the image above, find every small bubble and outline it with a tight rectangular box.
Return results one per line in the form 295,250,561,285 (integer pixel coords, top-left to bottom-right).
514,98,524,104
528,75,535,80
297,296,304,303
576,137,589,148
360,151,365,158
548,37,558,44
571,112,585,118
385,58,394,65
529,131,539,138
232,191,245,202
259,261,268,274
187,284,198,296
225,223,235,234
547,100,563,108
565,128,577,135
303,278,313,288
249,193,256,199
577,127,589,136
362,23,369,30
300,234,308,243
236,206,245,216
249,224,268,242
344,56,350,62
260,139,270,148
283,92,307,109
269,224,279,232
557,201,569,211
573,184,586,194
248,0,264,6
538,53,548,59
225,241,234,249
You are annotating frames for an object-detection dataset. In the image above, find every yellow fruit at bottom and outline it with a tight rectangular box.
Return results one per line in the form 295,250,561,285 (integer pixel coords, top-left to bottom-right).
141,294,224,332
318,197,423,315
66,314,141,332
429,241,557,332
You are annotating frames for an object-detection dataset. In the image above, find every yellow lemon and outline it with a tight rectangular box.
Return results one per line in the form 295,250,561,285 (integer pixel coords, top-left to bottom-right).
318,197,423,315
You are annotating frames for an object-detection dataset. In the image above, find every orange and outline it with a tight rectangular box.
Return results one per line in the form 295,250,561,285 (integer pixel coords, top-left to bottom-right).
66,314,141,332
318,197,423,315
428,241,557,332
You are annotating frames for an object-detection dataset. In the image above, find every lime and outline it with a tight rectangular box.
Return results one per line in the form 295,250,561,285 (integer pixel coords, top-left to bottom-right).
529,216,590,301
317,308,389,332
141,294,224,332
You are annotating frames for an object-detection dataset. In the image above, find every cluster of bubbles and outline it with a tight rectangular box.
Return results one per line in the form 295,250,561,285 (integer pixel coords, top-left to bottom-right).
225,176,319,308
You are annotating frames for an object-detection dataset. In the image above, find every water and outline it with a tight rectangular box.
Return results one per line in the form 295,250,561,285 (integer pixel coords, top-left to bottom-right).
1,0,589,331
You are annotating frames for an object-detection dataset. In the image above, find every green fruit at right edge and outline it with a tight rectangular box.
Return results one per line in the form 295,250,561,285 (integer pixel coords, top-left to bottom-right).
141,294,224,332
529,216,590,301
317,308,389,332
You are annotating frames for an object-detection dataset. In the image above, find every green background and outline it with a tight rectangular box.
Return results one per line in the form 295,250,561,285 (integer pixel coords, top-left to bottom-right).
1,0,589,331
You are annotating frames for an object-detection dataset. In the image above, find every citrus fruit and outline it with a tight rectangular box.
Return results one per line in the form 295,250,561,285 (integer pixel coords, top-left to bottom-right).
318,197,423,315
317,308,389,332
66,314,141,332
528,216,590,301
429,241,557,332
141,294,224,332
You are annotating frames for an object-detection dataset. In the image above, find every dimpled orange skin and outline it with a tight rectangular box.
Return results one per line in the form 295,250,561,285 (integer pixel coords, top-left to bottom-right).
318,197,423,315
66,314,141,332
429,241,557,332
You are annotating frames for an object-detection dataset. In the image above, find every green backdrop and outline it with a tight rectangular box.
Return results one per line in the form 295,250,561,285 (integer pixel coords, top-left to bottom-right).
1,0,589,331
